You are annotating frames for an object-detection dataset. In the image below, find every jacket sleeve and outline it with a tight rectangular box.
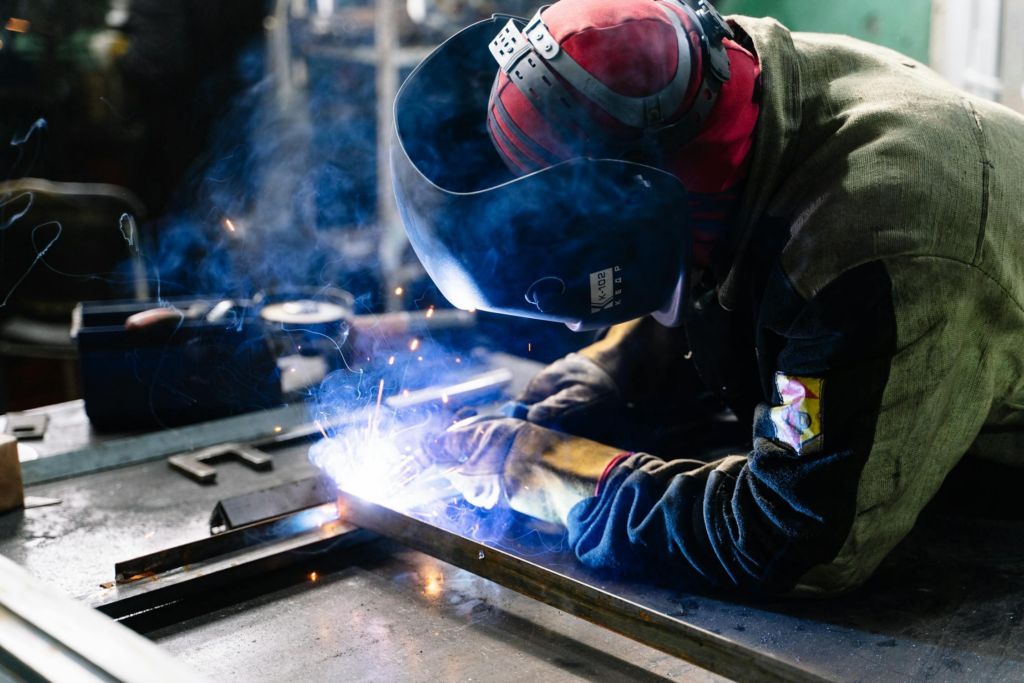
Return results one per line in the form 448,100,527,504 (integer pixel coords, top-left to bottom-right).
566,258,999,595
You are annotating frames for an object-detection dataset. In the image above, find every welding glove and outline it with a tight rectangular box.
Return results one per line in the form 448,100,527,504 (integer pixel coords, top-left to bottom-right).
429,417,621,525
517,353,623,440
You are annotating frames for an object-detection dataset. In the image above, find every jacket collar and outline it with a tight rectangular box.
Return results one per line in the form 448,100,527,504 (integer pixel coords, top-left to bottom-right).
712,16,803,311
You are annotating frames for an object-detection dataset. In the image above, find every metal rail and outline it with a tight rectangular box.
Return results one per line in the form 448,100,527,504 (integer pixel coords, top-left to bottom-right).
113,502,340,583
336,491,832,683
0,554,212,683
89,518,374,619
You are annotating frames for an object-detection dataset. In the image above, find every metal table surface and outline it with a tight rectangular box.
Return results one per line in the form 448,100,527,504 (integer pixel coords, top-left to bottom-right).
0,423,729,682
2,359,1024,681
0,442,323,598
149,539,726,683
142,448,1024,683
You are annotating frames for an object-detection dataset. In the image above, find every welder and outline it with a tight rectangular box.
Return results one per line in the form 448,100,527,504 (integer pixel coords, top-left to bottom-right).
392,0,1024,596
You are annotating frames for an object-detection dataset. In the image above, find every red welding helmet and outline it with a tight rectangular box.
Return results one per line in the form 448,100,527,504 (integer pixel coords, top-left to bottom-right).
391,0,733,330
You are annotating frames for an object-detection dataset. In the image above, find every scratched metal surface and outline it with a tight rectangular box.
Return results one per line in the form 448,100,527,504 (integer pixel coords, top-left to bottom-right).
0,443,325,598
149,538,728,683
0,352,541,598
564,511,1024,683
1,351,1022,681
148,442,1024,683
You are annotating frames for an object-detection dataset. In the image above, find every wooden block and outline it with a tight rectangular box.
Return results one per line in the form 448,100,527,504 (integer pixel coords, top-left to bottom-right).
0,435,24,512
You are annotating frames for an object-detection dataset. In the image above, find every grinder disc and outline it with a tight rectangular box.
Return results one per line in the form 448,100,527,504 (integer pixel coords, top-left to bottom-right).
259,300,350,325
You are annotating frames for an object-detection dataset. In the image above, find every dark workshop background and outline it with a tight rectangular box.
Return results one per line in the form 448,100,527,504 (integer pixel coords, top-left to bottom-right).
0,0,1021,412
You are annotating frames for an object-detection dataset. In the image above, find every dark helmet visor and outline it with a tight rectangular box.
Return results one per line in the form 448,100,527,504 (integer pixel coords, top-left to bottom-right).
391,16,691,331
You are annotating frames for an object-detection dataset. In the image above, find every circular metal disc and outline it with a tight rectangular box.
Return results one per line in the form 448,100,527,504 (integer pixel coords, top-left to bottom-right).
259,300,350,325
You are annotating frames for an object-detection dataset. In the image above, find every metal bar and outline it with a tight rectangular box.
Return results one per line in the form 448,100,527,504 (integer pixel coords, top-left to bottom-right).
336,491,831,683
385,368,512,410
114,502,340,582
167,443,273,483
210,476,335,533
89,520,375,619
20,367,518,486
0,553,212,683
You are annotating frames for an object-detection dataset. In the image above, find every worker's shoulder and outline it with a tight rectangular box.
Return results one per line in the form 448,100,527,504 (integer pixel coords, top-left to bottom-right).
771,35,1020,300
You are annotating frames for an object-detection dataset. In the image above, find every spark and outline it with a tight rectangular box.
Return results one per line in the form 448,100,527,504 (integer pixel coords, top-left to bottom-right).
290,367,296,373
368,379,384,434
441,394,449,404
310,572,318,582
528,342,531,352
394,287,403,295
315,419,329,440
402,389,410,396
308,422,412,507
409,338,420,351
274,426,282,433
455,358,461,363
417,356,423,361
426,306,434,318
388,356,395,365
224,218,236,232
423,571,443,598
5,18,29,33
468,308,476,313
143,531,155,539
297,345,302,350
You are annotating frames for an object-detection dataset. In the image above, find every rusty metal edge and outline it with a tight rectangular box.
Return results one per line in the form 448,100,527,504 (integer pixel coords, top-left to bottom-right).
336,490,833,683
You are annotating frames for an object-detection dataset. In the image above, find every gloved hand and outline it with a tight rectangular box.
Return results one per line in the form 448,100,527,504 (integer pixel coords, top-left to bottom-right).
427,417,622,525
517,353,623,441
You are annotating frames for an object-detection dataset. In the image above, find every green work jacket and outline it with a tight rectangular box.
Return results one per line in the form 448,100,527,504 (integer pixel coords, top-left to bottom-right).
566,16,1024,596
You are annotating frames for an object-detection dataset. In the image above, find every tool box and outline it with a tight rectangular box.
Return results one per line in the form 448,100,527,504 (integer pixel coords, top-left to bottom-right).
72,298,282,430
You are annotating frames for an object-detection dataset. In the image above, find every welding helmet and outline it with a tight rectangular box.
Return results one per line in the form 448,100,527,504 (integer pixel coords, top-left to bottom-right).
391,1,734,330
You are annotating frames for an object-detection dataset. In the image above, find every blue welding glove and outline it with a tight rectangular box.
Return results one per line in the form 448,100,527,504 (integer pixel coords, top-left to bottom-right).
517,354,623,440
427,417,621,525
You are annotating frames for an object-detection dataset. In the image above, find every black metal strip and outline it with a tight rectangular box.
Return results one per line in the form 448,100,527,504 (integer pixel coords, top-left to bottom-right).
114,501,339,582
88,520,375,619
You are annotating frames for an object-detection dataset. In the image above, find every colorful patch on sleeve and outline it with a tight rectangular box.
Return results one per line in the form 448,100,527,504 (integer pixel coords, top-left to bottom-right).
770,374,824,454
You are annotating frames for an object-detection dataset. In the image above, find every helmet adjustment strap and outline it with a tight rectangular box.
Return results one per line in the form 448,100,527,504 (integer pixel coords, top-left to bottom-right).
488,0,734,157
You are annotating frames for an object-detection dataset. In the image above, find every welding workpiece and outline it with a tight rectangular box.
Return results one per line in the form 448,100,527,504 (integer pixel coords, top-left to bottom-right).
387,368,514,411
168,443,273,483
445,400,529,432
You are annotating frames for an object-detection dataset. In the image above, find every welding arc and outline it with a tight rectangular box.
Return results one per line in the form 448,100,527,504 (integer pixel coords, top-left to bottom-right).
336,491,830,683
